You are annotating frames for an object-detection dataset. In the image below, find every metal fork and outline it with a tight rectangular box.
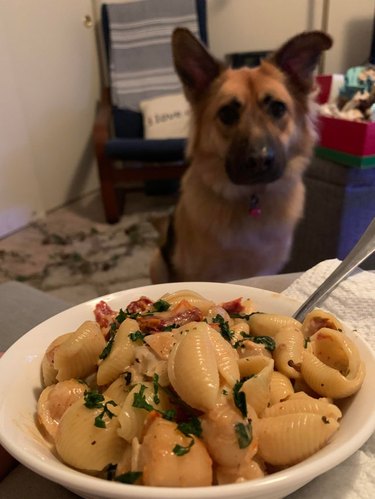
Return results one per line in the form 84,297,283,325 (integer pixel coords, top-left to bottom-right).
292,217,375,322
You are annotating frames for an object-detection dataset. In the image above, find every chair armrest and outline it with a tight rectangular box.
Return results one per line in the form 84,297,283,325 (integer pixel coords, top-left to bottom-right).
93,87,112,149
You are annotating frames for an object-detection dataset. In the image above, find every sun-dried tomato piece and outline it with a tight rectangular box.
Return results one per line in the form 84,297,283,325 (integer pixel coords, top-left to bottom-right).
94,300,117,328
221,297,244,315
126,296,153,314
137,300,203,333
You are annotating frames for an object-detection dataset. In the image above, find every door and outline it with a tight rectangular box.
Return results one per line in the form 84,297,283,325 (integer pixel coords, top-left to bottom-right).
0,0,101,237
0,14,44,238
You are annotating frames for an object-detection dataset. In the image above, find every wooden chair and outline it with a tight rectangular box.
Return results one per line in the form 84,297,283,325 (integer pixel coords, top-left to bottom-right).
93,0,207,223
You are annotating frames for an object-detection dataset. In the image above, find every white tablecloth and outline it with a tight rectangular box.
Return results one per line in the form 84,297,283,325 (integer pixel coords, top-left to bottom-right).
237,259,375,499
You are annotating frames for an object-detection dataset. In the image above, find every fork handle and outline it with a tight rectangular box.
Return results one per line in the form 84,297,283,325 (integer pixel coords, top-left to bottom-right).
292,217,375,322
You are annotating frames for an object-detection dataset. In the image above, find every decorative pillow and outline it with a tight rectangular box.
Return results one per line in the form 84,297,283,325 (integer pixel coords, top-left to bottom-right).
140,93,191,139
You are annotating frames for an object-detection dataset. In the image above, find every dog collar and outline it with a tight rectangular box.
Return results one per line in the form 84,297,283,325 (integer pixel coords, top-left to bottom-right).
249,194,261,217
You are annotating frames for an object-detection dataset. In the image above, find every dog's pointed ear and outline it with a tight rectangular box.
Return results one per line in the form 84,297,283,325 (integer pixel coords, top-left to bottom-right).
172,28,225,102
270,31,332,92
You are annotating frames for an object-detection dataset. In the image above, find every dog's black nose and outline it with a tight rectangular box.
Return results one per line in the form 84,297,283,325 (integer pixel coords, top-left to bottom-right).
248,145,275,172
225,138,285,185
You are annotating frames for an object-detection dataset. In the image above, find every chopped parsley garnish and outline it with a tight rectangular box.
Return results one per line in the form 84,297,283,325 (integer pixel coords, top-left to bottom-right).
233,379,249,418
114,471,143,484
235,421,252,448
173,437,194,456
212,314,233,342
84,390,104,409
84,390,117,428
94,400,118,428
132,384,154,412
177,417,202,438
129,330,146,342
234,333,275,351
161,409,176,421
99,332,115,359
153,299,171,312
100,308,138,359
166,400,201,456
152,373,160,404
108,322,117,336
119,307,150,322
132,384,176,421
116,308,127,324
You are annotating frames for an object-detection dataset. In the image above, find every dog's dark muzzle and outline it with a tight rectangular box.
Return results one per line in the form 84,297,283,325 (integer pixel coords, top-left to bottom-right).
225,138,286,185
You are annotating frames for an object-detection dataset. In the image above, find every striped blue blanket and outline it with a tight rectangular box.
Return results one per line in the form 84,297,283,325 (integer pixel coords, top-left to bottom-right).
107,0,200,110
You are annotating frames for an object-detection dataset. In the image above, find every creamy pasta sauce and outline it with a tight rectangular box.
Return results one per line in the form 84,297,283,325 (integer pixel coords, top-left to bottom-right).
36,290,365,486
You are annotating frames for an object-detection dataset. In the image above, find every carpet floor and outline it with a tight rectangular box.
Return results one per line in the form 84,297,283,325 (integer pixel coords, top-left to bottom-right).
0,190,176,305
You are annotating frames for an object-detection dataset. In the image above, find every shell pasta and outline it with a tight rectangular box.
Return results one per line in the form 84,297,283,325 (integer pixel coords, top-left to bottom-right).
36,291,365,487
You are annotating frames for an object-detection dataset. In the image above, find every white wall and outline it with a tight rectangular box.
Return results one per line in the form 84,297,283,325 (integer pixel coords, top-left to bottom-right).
207,0,374,74
207,0,324,59
324,0,374,74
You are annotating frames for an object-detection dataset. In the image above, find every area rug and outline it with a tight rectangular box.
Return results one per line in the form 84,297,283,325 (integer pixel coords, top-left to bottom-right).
0,194,172,305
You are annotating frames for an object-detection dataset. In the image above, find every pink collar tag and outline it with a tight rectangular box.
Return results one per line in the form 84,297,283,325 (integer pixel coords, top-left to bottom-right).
249,206,261,217
249,194,261,217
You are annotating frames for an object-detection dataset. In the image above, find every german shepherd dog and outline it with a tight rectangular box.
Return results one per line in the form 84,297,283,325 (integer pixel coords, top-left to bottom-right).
150,29,332,283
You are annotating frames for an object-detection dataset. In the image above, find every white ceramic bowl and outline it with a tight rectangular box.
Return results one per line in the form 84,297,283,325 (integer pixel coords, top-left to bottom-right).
0,282,374,499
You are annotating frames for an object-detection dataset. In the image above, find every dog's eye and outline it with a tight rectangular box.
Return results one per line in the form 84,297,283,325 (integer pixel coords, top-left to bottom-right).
264,97,287,119
217,99,242,126
269,100,287,118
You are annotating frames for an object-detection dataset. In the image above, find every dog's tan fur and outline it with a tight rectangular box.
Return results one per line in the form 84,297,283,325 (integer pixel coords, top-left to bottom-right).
150,29,332,283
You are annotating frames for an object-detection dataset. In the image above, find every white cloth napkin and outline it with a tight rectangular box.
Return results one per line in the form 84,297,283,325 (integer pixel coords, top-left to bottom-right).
282,259,375,499
283,258,375,349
